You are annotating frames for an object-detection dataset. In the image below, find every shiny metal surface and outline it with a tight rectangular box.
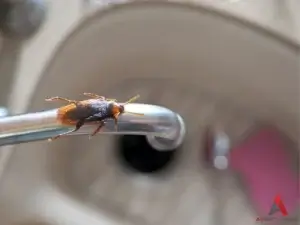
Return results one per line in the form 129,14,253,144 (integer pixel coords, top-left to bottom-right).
0,104,185,150
0,107,9,118
0,0,48,38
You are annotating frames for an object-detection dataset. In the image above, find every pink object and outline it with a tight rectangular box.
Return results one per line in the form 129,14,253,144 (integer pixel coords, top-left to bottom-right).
229,127,299,217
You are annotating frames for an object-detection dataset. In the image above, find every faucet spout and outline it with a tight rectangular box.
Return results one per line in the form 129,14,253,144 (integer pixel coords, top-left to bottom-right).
0,103,186,151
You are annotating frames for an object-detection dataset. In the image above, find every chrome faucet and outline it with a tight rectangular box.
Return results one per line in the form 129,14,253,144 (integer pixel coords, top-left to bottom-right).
0,103,186,151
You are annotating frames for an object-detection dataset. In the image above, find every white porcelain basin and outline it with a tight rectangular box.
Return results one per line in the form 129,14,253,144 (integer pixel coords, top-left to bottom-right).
0,37,22,106
0,2,298,225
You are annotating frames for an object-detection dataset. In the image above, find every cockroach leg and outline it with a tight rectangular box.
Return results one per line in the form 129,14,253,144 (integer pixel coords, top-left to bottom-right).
48,119,84,141
106,98,117,102
83,93,105,100
83,93,117,102
113,113,120,131
89,121,105,139
114,119,118,131
45,96,77,104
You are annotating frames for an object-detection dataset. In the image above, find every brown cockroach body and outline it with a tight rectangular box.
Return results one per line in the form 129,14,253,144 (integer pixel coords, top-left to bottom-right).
46,93,142,141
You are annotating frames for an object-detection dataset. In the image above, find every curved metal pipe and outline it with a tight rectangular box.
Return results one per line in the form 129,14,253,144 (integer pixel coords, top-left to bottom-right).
0,103,186,150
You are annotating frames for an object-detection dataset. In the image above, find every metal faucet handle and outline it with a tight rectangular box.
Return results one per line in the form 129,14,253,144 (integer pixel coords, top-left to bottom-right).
0,0,48,39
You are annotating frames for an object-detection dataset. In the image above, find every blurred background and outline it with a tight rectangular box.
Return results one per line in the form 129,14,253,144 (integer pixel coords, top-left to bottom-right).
0,0,299,225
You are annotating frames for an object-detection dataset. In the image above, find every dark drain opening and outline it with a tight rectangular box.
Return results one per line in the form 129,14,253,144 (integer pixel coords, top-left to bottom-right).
116,135,178,174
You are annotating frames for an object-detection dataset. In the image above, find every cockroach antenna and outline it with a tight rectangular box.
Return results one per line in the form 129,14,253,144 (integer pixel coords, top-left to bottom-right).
123,95,144,116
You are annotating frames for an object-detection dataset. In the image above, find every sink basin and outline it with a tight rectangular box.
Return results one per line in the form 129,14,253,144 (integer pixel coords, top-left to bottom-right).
0,37,22,106
0,2,298,225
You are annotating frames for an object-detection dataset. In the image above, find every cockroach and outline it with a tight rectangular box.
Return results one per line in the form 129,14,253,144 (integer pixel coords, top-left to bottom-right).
45,93,143,141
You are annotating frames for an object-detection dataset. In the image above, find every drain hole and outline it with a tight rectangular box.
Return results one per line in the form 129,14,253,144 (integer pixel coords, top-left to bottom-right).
116,135,178,173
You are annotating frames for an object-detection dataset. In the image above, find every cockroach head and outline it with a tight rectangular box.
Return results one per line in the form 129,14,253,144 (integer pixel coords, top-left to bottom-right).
111,95,143,116
118,104,125,113
111,102,125,115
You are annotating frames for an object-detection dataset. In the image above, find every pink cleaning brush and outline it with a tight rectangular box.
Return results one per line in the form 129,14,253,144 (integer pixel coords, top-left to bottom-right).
229,127,299,221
